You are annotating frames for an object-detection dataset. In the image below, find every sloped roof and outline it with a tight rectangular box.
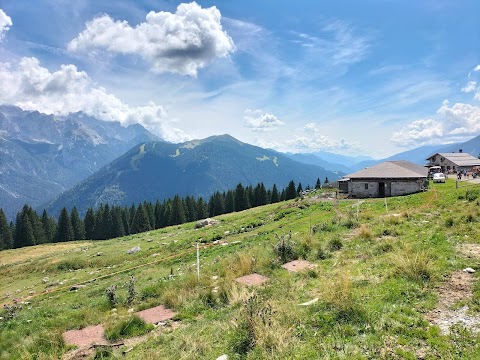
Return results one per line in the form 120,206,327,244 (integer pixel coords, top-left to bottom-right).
345,161,428,179
426,152,480,166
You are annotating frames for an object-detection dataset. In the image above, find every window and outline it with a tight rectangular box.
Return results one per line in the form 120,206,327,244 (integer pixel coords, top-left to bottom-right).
364,183,368,190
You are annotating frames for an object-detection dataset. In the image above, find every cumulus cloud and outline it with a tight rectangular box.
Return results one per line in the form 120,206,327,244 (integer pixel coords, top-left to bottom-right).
286,123,354,152
391,100,480,146
243,109,284,132
0,8,12,40
68,2,234,76
474,65,480,72
0,57,188,142
462,81,477,93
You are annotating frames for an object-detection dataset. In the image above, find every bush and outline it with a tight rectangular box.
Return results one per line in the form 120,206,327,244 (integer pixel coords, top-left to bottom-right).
327,238,343,252
57,259,88,271
316,247,332,260
105,285,117,307
466,189,480,202
273,234,297,264
445,217,455,227
105,315,154,341
358,224,373,239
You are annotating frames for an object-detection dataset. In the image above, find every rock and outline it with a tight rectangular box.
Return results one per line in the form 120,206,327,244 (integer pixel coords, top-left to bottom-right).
195,218,219,229
127,246,141,254
147,239,153,242
216,355,228,360
298,298,319,306
127,308,134,313
42,277,49,284
463,267,476,273
212,275,219,280
230,241,241,245
69,285,86,291
29,291,35,295
224,231,230,235
96,252,104,256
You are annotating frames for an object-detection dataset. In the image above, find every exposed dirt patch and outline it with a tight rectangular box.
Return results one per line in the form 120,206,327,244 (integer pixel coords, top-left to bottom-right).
63,324,106,348
426,271,480,334
457,243,480,259
136,304,176,324
281,260,317,272
235,273,269,286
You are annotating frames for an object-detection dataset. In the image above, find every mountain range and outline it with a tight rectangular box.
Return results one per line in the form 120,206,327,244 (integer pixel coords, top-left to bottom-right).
45,134,339,215
0,105,158,219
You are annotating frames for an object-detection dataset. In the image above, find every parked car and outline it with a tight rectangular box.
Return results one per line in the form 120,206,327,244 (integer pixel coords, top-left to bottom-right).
433,173,446,183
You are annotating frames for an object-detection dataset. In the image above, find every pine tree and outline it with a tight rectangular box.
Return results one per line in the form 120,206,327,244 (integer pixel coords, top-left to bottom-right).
122,207,131,235
111,206,125,238
324,177,329,184
169,195,186,225
154,201,163,229
71,207,85,240
224,190,235,213
41,209,57,243
0,209,12,250
209,192,225,216
297,182,303,194
271,184,280,203
234,183,248,211
184,196,197,222
132,203,151,234
315,178,321,189
14,209,35,248
285,180,297,200
196,197,209,219
84,208,96,239
56,207,74,242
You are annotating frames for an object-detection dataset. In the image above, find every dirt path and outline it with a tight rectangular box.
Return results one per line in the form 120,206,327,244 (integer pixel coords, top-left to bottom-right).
426,244,480,335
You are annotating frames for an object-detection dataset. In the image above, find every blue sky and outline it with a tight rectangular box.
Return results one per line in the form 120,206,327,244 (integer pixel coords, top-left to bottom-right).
0,0,479,158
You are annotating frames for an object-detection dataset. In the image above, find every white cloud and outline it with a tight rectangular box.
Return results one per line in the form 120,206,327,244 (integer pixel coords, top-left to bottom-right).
474,65,480,72
0,57,188,142
0,9,12,40
286,123,354,152
243,109,284,132
390,119,443,146
462,81,477,93
391,101,480,146
68,2,234,76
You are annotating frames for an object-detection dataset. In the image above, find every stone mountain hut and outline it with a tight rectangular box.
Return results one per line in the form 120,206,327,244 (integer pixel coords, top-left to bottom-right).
342,160,428,198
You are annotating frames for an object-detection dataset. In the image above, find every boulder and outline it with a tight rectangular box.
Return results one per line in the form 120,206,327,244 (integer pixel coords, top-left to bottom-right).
127,246,141,254
195,218,219,229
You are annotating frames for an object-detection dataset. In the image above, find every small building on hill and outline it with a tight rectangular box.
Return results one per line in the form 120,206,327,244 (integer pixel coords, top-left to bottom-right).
343,160,428,198
425,151,480,173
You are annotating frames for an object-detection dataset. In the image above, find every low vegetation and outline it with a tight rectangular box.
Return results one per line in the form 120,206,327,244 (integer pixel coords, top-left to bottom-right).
1,180,480,359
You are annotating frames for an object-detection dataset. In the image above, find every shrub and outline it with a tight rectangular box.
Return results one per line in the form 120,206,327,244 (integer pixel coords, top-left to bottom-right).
327,238,343,252
104,315,154,341
125,275,137,305
316,247,332,260
105,285,117,307
445,217,454,227
57,259,88,271
273,234,297,264
466,189,480,202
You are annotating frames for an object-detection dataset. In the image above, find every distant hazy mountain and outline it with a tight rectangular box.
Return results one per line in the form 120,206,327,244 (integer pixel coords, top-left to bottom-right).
285,153,350,174
441,135,480,158
45,135,339,215
0,105,159,219
311,151,374,168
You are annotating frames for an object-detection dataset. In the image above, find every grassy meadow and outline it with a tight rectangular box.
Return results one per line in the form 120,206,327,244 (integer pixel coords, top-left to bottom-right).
1,180,480,359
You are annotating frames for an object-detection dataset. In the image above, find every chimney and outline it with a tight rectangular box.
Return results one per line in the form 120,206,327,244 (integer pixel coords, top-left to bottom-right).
459,149,463,153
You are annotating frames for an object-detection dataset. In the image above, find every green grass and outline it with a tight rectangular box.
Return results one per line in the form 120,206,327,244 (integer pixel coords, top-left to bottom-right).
1,179,480,359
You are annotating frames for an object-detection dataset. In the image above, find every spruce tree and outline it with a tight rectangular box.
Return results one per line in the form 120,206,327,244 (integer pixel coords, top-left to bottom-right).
0,209,12,250
285,180,297,200
169,195,186,225
56,207,74,242
224,190,235,213
196,197,208,219
154,201,163,229
297,182,303,194
234,183,248,211
324,177,329,184
14,209,35,248
132,203,151,234
84,208,95,239
71,207,85,240
41,209,57,244
184,196,197,222
111,207,125,238
315,178,321,189
271,184,280,203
